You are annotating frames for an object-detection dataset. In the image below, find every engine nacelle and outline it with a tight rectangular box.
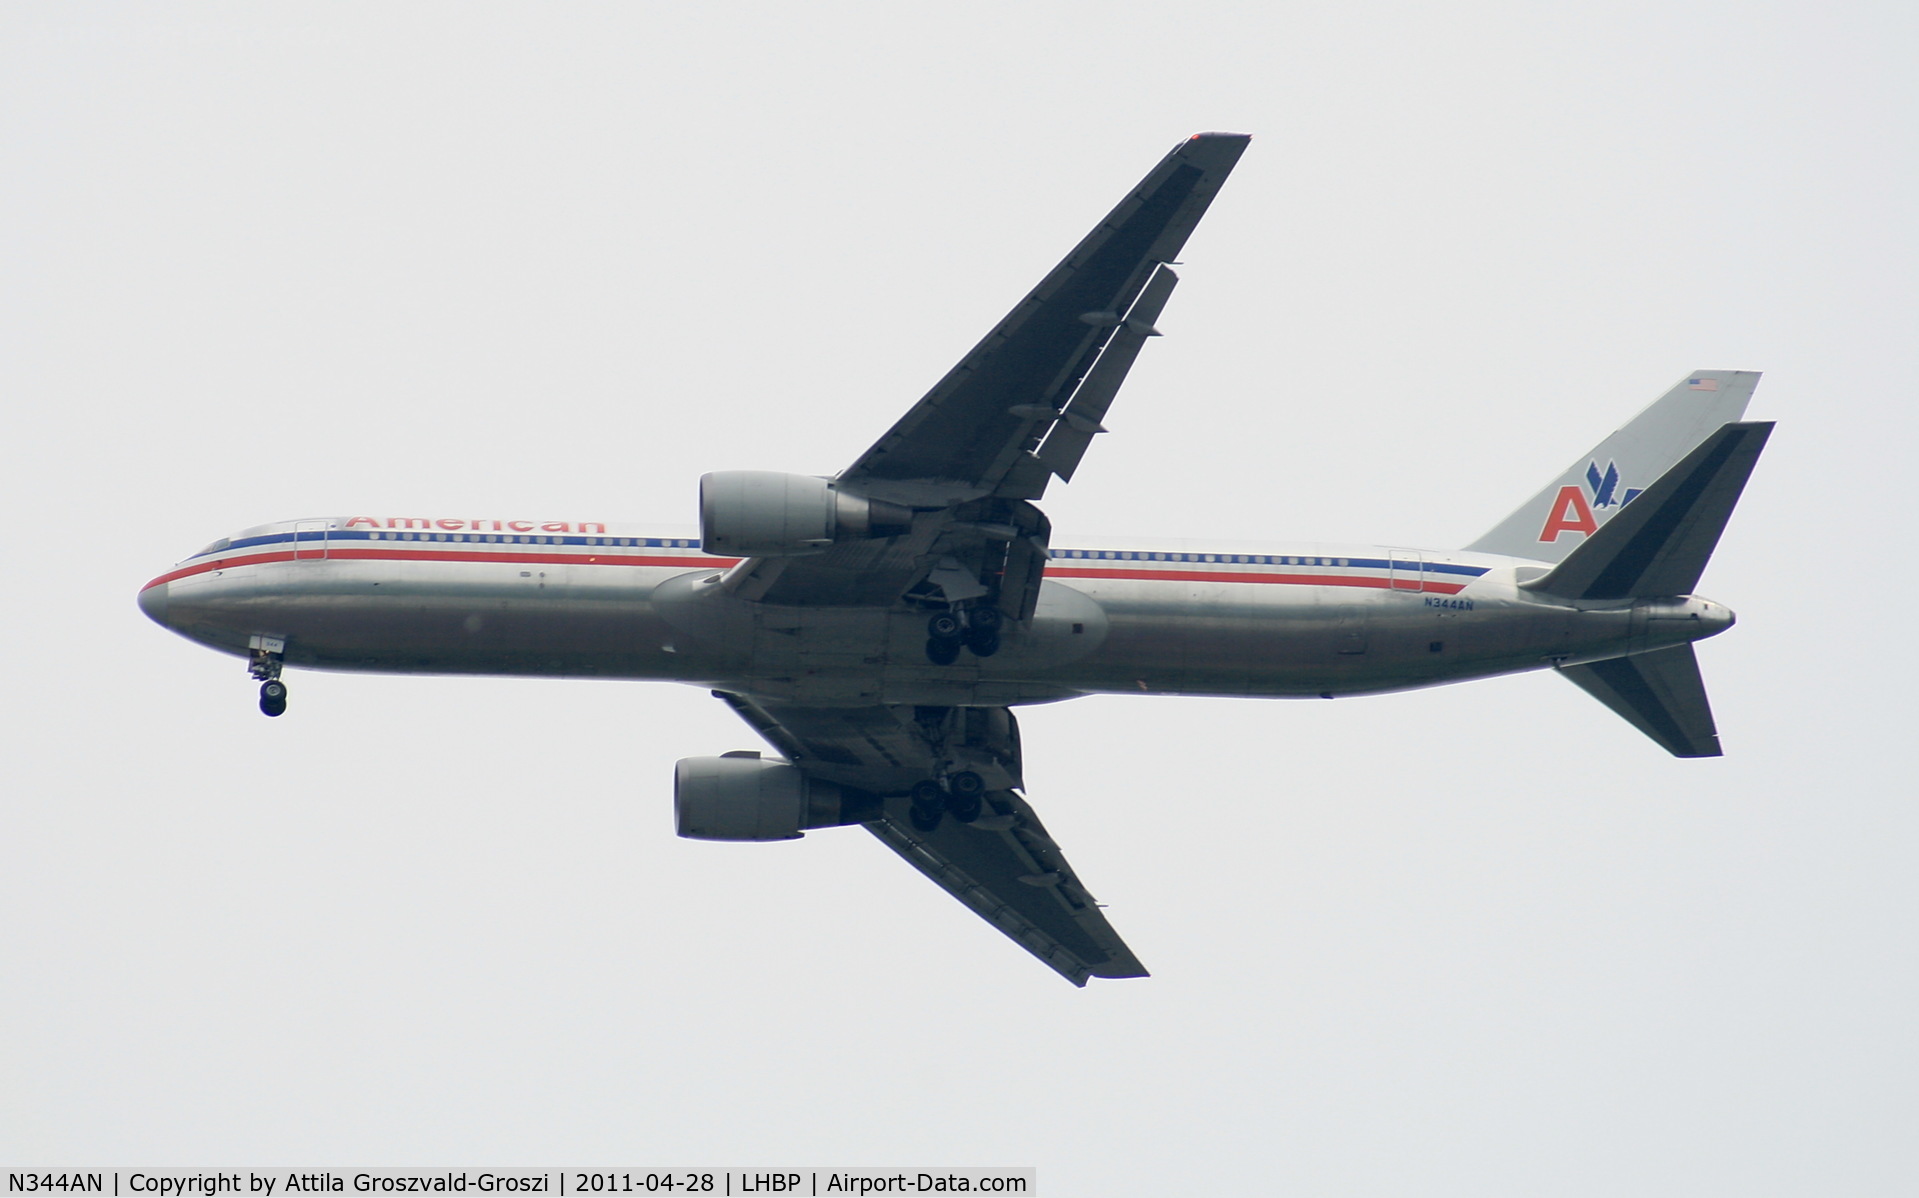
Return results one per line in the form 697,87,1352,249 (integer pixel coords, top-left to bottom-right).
673,755,880,841
699,471,912,557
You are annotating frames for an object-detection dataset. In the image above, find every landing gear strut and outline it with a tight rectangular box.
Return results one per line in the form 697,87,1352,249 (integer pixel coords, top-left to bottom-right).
248,636,287,717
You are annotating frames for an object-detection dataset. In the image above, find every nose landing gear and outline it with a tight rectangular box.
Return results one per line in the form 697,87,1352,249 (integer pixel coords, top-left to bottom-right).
248,636,287,717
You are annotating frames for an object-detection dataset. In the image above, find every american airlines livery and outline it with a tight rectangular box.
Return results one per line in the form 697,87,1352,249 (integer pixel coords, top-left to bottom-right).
139,134,1773,984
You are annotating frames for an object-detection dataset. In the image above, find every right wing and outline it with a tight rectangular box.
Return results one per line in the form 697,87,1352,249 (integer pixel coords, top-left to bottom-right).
713,692,1147,985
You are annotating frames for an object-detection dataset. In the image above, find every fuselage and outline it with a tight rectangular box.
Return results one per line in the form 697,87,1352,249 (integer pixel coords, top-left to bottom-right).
137,514,1735,707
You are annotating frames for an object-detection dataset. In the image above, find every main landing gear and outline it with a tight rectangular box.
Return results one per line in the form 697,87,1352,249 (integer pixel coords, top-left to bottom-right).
908,770,986,831
248,637,288,717
923,606,1002,665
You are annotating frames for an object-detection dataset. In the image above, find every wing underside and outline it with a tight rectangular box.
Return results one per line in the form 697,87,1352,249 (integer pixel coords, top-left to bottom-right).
714,692,1146,985
866,791,1148,986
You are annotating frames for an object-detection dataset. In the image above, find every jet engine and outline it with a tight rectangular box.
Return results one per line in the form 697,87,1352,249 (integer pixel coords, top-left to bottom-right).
698,471,912,556
673,755,880,841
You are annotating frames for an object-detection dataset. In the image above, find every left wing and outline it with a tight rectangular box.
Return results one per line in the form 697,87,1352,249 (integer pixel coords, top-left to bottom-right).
725,133,1249,614
714,692,1147,985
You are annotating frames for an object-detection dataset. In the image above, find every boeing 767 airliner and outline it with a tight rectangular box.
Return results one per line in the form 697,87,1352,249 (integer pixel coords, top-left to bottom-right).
139,133,1772,984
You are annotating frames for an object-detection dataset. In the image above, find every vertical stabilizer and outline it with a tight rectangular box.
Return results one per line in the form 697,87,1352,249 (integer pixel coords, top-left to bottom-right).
1467,371,1760,562
1558,646,1721,757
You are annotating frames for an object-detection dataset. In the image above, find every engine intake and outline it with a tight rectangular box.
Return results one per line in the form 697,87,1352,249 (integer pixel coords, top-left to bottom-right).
674,755,881,841
699,471,912,557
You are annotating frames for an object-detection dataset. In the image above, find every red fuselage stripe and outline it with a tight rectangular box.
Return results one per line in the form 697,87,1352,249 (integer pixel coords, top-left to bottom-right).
143,550,1470,596
141,548,742,590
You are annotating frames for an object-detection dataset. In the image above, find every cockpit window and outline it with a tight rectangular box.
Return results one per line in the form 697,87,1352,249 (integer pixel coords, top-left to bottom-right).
196,538,231,557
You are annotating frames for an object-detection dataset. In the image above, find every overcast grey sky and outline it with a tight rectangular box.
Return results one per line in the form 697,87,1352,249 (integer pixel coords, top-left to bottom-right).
4,2,1916,1193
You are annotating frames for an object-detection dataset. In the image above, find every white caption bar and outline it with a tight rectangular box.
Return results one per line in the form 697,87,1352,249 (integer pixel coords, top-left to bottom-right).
4,1171,1035,1198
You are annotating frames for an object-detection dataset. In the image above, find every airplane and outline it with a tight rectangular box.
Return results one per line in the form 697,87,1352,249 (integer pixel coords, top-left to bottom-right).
137,133,1773,985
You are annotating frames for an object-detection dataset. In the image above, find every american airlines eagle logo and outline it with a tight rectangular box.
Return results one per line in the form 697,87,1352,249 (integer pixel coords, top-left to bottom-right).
1538,460,1643,542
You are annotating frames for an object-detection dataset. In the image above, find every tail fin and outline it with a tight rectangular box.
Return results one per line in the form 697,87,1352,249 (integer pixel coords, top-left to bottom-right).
1536,416,1775,759
1558,646,1722,757
1525,421,1773,601
1467,371,1761,562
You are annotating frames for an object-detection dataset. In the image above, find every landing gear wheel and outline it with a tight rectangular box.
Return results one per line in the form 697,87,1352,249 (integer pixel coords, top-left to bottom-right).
968,607,1002,635
258,679,288,718
927,612,963,641
924,637,961,666
947,770,985,799
964,628,1001,657
910,779,946,808
908,797,944,832
943,789,983,823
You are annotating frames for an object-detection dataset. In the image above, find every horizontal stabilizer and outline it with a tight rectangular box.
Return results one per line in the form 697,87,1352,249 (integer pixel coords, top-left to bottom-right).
1558,646,1721,757
1525,422,1773,601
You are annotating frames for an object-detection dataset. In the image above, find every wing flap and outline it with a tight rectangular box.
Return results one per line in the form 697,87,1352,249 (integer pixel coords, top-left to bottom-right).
1037,264,1179,483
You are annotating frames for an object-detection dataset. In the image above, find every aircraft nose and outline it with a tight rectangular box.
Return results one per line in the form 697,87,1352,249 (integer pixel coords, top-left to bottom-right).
137,580,171,627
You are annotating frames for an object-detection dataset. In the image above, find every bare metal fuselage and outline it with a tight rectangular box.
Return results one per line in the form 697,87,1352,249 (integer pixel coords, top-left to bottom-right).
140,519,1733,707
